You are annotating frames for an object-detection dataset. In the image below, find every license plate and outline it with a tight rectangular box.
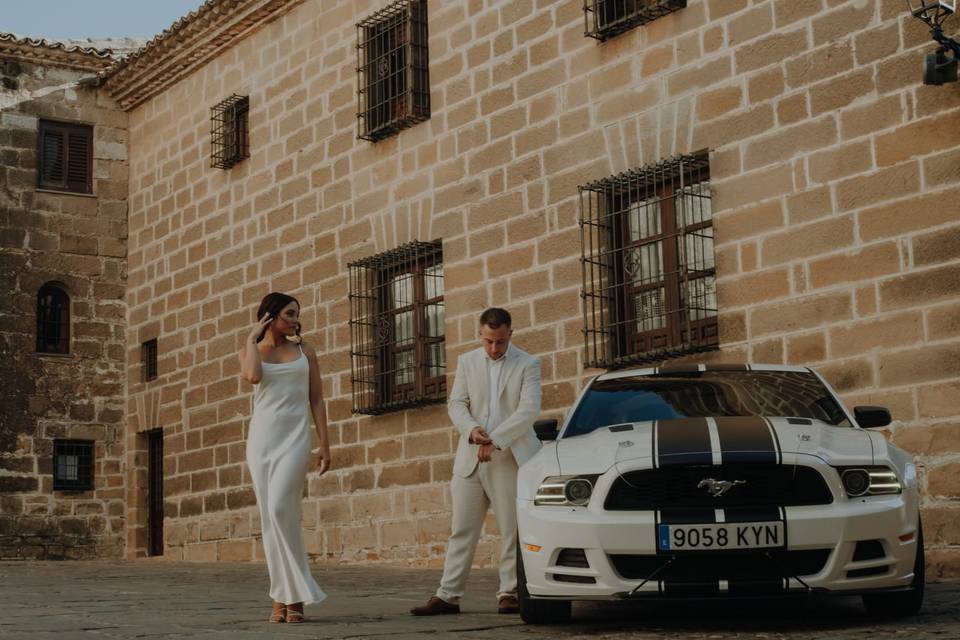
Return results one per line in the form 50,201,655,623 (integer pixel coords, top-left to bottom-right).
658,521,785,551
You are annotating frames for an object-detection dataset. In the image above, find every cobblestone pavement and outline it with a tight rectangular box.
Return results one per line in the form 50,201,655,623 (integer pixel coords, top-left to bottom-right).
0,560,957,639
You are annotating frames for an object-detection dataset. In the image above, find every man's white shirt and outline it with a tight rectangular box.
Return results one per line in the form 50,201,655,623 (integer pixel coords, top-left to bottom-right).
485,344,510,433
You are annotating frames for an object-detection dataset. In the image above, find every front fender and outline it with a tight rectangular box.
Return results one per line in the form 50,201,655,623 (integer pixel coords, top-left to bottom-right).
517,443,560,502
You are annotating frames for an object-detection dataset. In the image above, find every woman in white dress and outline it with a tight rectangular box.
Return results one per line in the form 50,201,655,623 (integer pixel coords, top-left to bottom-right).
238,292,331,623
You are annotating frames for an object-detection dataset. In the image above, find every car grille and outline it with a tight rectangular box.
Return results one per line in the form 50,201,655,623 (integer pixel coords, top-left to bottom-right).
604,463,833,510
610,548,832,582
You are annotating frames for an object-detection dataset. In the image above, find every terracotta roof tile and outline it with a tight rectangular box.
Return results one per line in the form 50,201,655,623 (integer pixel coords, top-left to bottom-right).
99,0,304,111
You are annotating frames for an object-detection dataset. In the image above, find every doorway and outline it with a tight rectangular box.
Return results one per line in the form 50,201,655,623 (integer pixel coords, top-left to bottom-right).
147,428,164,556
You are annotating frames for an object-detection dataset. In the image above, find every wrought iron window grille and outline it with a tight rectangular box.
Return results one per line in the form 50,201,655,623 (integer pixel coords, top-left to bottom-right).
38,119,92,193
210,94,249,169
36,283,70,354
53,439,94,491
579,152,717,369
583,0,687,41
142,338,158,382
356,0,430,142
349,240,446,415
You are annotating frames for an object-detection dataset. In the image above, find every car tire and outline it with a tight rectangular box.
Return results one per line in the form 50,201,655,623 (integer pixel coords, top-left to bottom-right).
861,518,924,617
517,539,572,624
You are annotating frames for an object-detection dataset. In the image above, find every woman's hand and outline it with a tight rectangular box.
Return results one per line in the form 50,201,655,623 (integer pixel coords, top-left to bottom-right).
316,445,332,476
248,313,272,344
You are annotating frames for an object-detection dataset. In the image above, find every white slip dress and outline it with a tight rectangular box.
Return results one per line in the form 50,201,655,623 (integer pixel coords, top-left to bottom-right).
246,343,326,605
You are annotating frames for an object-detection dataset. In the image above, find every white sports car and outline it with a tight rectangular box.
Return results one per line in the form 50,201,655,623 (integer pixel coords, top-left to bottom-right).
516,364,923,624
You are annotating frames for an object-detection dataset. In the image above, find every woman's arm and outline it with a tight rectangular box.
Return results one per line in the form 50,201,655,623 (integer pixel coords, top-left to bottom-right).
304,341,331,475
238,314,271,384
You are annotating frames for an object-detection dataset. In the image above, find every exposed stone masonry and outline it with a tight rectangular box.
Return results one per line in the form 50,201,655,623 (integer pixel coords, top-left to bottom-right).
0,42,128,559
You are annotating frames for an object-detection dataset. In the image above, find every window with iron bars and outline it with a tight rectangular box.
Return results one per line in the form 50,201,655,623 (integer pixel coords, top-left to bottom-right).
349,241,445,414
579,152,717,368
356,0,430,142
38,119,92,194
583,0,687,41
210,94,249,169
142,338,158,382
37,283,70,354
53,439,94,491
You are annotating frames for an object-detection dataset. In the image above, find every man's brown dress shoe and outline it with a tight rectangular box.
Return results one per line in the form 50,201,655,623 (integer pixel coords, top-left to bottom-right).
410,596,460,616
498,595,520,614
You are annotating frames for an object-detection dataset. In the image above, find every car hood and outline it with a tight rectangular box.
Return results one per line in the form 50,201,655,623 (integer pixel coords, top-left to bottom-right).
555,417,874,475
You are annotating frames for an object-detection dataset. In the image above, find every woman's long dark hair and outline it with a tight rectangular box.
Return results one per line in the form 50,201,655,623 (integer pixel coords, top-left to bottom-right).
255,292,301,344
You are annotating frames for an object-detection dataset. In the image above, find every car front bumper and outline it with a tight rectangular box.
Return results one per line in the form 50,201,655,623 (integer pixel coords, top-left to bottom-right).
518,492,919,600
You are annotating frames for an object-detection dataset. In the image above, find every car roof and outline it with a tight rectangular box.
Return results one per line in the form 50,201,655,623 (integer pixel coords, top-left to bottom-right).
595,363,812,382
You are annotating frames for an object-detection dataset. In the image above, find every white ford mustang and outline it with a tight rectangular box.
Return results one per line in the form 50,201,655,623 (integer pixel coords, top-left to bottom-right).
516,364,923,624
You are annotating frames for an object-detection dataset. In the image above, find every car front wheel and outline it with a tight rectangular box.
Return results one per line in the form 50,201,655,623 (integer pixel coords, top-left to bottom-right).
861,518,924,617
517,539,572,624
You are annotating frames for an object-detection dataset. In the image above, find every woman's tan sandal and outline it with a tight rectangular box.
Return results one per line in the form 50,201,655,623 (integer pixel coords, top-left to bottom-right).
286,602,304,623
269,602,286,623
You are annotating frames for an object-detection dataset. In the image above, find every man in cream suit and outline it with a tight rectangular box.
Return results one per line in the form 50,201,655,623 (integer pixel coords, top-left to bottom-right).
411,308,541,616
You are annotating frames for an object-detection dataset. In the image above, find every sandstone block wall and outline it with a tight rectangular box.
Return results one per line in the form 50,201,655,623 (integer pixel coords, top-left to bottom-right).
124,0,959,575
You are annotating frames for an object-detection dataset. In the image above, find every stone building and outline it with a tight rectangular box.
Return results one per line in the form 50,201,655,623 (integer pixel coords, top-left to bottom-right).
0,34,137,558
1,0,958,576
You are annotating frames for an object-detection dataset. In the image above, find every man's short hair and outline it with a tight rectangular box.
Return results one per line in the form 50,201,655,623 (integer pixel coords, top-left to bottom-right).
479,307,511,329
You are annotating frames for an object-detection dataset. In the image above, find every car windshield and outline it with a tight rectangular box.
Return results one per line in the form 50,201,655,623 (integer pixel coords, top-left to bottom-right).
563,370,851,439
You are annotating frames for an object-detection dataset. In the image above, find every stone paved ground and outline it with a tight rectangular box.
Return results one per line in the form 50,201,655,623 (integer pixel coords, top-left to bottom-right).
0,560,957,640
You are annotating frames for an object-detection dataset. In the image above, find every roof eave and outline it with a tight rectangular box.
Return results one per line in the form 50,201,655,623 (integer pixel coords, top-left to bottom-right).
99,0,305,112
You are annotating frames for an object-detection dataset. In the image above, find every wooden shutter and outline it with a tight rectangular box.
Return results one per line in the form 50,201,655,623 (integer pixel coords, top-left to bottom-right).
66,130,92,193
39,127,65,185
38,120,92,193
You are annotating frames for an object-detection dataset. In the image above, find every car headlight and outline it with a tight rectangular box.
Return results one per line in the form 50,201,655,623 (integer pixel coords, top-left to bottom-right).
837,466,901,497
535,475,600,506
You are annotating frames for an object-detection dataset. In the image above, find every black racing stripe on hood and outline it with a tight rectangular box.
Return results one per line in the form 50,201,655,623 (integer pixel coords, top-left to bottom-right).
656,418,712,467
715,416,778,464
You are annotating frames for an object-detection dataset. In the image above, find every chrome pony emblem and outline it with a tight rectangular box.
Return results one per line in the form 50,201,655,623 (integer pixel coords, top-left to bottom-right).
697,478,746,498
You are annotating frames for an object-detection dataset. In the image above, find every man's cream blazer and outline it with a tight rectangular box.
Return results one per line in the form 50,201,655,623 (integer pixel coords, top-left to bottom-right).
447,345,542,478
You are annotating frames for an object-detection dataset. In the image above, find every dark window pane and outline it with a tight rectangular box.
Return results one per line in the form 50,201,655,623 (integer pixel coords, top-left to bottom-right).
38,120,92,193
565,370,851,439
53,440,94,491
584,0,687,41
41,129,65,182
211,95,250,169
37,284,69,354
580,153,715,368
348,241,446,414
143,339,158,381
357,0,430,141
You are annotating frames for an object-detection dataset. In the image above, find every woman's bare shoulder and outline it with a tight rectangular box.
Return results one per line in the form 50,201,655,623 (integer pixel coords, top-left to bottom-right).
300,340,318,359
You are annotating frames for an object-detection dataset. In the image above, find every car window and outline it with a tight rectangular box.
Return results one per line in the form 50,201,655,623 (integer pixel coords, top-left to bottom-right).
564,370,851,438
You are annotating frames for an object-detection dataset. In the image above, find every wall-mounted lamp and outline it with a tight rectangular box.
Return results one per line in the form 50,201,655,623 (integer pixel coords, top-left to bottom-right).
907,1,959,84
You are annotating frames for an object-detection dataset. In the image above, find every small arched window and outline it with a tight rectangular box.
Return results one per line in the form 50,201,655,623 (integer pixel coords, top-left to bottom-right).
37,284,70,354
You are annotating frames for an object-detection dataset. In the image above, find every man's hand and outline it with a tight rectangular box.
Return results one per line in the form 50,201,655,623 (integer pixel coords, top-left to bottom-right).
477,443,496,463
469,426,492,445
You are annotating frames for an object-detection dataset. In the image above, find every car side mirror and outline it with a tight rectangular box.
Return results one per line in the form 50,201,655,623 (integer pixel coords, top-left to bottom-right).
533,419,559,441
854,406,892,429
